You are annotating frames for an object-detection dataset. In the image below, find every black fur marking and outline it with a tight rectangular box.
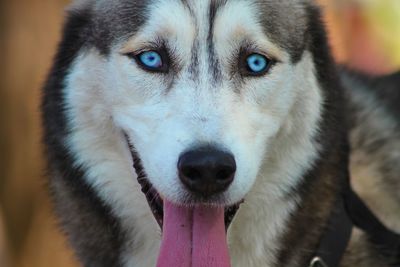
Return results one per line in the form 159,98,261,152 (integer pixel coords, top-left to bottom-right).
207,0,226,84
125,135,164,228
180,1,200,81
41,7,126,267
180,0,194,15
189,39,200,81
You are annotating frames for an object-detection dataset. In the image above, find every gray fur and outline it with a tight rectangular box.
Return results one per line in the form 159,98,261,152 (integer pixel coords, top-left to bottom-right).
343,70,400,231
69,0,152,54
255,0,309,62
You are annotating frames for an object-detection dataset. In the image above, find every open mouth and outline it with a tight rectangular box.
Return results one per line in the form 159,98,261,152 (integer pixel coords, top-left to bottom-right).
129,142,241,230
127,136,241,267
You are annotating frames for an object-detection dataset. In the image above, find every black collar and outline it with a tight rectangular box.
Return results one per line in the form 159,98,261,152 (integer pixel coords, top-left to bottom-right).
309,184,400,267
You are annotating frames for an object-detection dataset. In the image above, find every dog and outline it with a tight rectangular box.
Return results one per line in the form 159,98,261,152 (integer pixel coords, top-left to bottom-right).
41,0,400,266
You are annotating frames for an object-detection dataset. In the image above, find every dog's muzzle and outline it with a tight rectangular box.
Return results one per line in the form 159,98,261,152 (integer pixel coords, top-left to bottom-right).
125,136,242,267
125,135,241,230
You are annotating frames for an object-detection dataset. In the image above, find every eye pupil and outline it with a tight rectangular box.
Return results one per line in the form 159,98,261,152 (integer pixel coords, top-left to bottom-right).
246,53,270,75
138,51,163,70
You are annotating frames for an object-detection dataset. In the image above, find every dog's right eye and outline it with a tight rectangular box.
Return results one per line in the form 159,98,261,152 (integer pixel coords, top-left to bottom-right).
138,51,162,69
128,50,169,73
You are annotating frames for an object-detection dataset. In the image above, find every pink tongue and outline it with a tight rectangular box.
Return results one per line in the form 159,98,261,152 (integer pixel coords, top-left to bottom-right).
156,200,231,267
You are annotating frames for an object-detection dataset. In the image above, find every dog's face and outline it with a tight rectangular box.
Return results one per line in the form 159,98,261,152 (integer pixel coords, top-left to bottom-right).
66,0,321,230
112,0,305,205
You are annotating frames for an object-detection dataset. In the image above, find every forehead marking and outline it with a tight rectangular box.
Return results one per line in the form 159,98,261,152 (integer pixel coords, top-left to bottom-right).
188,38,200,80
182,0,227,84
181,0,200,80
207,0,227,85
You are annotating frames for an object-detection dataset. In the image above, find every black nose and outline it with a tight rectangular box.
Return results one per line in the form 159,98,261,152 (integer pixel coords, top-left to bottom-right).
178,147,236,197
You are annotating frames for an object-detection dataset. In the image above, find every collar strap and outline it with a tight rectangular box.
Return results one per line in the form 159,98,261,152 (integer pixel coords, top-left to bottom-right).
344,186,400,261
309,193,353,267
309,185,400,267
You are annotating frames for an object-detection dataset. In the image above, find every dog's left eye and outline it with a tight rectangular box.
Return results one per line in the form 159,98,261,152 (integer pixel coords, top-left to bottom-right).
243,53,273,76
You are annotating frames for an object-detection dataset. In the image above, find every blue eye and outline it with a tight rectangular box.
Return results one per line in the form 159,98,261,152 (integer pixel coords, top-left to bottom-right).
245,53,271,75
137,50,164,71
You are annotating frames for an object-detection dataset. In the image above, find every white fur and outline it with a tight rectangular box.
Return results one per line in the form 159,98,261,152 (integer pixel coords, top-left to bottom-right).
64,0,323,266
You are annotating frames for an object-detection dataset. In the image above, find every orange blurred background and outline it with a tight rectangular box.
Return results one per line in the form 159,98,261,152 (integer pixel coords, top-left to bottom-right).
0,1,399,267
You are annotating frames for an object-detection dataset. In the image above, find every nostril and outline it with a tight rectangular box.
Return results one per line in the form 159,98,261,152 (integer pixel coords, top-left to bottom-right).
216,167,234,181
182,167,201,181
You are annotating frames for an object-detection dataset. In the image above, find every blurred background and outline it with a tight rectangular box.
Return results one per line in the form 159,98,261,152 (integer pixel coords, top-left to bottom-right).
0,0,399,266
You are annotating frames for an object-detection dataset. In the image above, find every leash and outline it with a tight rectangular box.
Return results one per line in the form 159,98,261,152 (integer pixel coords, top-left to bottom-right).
309,184,400,267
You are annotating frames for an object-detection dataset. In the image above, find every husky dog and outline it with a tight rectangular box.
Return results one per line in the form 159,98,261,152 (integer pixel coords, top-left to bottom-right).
41,0,400,266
